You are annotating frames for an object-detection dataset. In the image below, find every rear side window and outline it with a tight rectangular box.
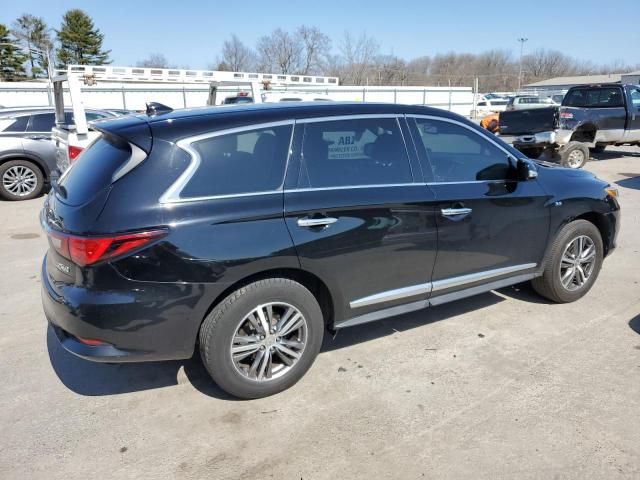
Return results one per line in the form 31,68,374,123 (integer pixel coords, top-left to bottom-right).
298,117,412,188
59,136,132,206
413,118,511,182
180,124,292,199
631,88,640,107
28,113,55,132
0,115,28,133
563,88,624,108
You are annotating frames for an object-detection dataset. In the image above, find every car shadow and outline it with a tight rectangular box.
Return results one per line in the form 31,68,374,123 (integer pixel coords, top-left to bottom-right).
322,290,505,352
591,149,640,161
495,282,554,305
629,314,640,335
615,174,640,191
46,325,235,400
46,288,527,400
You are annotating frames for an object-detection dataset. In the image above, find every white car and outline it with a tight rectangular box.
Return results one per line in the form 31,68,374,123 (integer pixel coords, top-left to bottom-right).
475,97,509,116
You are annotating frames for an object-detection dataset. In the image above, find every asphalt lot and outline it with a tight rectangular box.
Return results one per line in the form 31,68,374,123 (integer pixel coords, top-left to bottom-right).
1,147,639,480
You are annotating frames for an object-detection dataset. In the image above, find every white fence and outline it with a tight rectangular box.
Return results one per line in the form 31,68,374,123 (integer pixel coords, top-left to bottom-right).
0,82,474,117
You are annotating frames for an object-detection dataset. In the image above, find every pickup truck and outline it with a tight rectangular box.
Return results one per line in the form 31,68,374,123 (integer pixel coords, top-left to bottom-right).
499,83,640,168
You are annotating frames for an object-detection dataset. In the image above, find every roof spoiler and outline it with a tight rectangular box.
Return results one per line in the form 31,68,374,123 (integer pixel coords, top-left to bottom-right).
145,102,173,116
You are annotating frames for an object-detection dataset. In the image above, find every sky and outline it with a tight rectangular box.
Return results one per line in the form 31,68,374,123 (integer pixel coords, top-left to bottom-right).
1,0,638,70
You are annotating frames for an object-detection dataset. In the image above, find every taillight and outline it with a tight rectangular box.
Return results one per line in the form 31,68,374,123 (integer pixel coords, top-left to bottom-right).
48,229,166,266
68,145,84,162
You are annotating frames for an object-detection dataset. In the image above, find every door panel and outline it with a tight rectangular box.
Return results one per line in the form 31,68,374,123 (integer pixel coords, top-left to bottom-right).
428,180,549,292
285,186,437,322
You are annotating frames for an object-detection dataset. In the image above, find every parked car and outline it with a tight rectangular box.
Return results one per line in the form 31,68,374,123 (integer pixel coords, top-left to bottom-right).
475,98,509,116
505,96,558,111
41,102,620,399
0,107,118,200
500,84,640,168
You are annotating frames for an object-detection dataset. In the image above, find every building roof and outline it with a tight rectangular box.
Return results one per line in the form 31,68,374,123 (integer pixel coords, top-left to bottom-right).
524,73,623,88
622,71,640,76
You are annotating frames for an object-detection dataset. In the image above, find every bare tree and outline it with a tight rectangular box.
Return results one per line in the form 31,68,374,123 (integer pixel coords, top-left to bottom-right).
12,14,52,78
297,26,331,75
256,28,302,74
219,34,255,71
338,31,379,85
521,49,577,83
137,53,170,68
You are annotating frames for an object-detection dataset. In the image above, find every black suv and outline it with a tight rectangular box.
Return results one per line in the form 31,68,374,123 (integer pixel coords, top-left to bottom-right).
41,102,620,399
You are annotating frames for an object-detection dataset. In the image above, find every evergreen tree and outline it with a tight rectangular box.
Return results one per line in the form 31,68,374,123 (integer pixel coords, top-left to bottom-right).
0,24,27,81
56,9,110,67
12,14,53,78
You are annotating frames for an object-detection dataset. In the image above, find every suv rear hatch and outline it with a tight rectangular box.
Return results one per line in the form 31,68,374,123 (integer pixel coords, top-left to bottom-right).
43,115,153,291
499,107,558,136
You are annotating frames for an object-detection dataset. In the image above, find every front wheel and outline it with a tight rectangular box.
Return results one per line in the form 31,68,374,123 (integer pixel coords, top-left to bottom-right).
0,160,44,201
559,142,589,169
531,220,603,303
199,278,324,399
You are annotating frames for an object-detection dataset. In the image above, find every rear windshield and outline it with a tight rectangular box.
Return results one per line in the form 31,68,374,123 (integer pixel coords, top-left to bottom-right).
59,135,131,206
563,87,624,108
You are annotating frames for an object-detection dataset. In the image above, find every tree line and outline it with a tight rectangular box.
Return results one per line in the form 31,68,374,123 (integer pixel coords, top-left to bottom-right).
0,9,110,81
1,11,638,91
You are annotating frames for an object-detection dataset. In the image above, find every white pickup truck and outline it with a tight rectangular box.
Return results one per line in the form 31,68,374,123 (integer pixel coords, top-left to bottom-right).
51,74,106,174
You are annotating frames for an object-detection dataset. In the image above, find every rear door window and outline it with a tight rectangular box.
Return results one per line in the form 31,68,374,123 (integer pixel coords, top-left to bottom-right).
59,136,132,206
28,113,55,132
413,118,512,182
0,115,29,133
298,117,412,188
180,124,292,199
563,88,624,107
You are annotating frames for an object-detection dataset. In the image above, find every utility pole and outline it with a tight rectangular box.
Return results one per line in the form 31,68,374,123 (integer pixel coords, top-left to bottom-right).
517,37,528,92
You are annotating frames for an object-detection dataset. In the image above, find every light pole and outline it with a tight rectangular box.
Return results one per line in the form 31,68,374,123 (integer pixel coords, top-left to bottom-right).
517,37,528,92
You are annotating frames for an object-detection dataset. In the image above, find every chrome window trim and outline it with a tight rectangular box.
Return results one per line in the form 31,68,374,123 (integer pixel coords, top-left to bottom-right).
349,263,537,309
284,183,419,194
159,120,295,205
407,113,516,161
296,114,402,124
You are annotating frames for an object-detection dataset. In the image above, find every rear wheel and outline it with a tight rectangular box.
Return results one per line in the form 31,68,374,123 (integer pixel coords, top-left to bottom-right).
532,220,603,303
199,278,324,399
0,160,44,201
559,142,589,169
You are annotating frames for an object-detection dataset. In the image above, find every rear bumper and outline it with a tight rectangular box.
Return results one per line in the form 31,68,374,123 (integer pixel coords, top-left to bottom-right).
41,255,207,363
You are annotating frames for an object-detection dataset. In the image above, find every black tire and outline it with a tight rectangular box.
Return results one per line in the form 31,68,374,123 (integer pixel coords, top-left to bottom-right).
559,142,589,169
590,144,606,154
199,278,324,399
0,159,44,201
531,220,603,303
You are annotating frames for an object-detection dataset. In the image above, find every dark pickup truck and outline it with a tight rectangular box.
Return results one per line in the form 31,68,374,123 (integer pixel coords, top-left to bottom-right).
499,83,640,168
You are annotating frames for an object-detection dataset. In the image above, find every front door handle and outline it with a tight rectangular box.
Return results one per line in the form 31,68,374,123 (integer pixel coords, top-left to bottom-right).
27,135,50,140
297,217,338,228
441,207,472,217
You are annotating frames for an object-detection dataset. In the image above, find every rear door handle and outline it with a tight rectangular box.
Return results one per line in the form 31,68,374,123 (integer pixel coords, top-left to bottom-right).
297,217,338,228
441,207,472,217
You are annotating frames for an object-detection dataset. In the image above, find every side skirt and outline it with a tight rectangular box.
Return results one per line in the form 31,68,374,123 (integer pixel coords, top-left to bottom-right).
333,272,540,330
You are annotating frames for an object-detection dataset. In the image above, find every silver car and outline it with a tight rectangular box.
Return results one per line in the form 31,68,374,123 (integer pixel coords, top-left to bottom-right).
505,96,558,111
0,107,117,201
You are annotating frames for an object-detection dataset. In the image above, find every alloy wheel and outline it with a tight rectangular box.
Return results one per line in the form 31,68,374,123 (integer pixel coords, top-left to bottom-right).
2,165,38,197
566,149,585,168
559,235,596,291
230,302,308,381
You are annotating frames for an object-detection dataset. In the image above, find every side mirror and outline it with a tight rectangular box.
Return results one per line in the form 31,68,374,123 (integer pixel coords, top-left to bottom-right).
516,158,538,181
